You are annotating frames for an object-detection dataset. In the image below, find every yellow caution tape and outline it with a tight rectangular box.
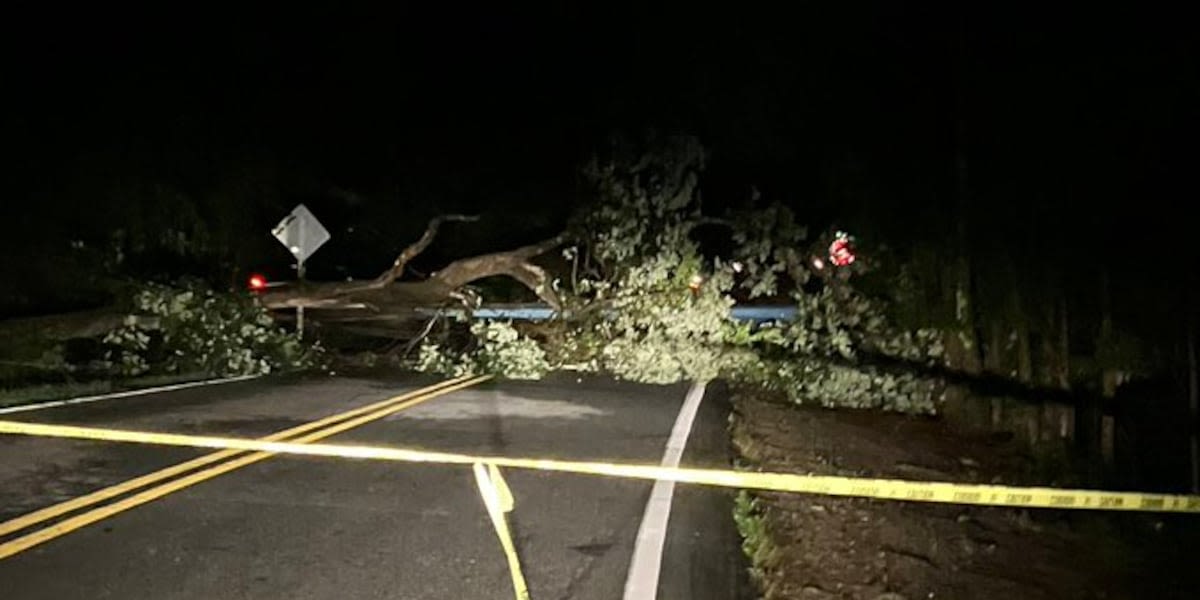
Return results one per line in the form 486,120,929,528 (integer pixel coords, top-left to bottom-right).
0,375,492,560
474,463,529,600
0,374,487,540
1,419,1199,513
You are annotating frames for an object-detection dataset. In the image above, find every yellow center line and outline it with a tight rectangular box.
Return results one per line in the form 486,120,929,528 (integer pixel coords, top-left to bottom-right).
0,374,479,538
0,374,489,558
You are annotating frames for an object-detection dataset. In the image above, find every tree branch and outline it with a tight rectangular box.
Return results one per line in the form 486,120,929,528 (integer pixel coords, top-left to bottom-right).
373,214,479,286
690,216,734,229
430,232,569,309
259,229,568,312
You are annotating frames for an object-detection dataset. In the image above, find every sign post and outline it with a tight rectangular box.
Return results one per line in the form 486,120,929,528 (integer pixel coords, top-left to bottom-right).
271,204,331,338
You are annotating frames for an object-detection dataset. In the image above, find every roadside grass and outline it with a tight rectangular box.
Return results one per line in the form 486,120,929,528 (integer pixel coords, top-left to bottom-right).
729,390,779,600
733,489,776,596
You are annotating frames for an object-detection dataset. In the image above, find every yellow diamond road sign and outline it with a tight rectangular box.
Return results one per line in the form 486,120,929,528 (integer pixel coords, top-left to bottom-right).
271,204,330,263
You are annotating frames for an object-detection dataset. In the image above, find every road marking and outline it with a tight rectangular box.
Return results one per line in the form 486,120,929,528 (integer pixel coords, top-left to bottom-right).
474,463,530,600
0,375,488,558
0,375,261,415
0,374,480,539
623,381,707,600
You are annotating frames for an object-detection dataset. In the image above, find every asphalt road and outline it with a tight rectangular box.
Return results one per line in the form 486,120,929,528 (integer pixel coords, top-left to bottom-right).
0,371,749,599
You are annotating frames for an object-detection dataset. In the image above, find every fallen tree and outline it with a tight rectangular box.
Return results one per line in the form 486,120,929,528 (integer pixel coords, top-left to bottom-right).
0,214,568,373
5,136,943,414
256,214,568,315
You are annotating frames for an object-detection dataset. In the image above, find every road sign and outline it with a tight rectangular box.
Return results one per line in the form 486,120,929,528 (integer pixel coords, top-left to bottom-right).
271,204,330,264
270,204,330,338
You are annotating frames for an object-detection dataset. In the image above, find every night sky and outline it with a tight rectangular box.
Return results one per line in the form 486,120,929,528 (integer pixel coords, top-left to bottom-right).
3,4,1197,323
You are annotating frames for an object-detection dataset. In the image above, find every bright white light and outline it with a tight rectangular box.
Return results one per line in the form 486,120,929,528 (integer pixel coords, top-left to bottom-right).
812,257,825,270
731,261,745,273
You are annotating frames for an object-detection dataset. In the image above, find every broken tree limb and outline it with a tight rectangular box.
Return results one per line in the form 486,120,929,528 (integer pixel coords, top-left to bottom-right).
373,214,479,286
258,215,568,315
257,214,480,308
428,233,569,309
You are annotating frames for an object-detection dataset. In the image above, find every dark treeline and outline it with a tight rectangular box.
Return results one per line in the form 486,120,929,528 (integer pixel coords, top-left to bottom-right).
4,5,1195,398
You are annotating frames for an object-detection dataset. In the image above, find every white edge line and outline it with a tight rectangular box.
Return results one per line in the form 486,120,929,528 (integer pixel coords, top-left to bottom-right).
0,375,261,415
623,380,707,600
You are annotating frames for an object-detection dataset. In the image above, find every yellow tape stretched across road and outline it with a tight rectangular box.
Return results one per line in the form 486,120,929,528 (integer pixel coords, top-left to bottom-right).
1,419,1198,513
0,374,485,540
0,376,492,560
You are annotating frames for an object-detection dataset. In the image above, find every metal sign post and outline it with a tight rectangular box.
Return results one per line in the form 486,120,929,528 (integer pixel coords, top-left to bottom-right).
271,204,330,338
296,264,305,338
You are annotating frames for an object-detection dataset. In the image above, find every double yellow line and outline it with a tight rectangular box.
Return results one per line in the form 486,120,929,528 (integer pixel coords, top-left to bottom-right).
0,374,489,560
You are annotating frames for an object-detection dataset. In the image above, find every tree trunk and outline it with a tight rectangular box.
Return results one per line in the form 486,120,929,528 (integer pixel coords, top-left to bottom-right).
0,308,128,342
1189,299,1198,493
257,217,568,318
1088,269,1116,477
984,320,1004,374
1035,279,1070,390
1037,295,1073,440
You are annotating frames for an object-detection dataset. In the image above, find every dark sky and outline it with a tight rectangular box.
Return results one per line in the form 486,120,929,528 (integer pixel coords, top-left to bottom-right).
3,3,1197,315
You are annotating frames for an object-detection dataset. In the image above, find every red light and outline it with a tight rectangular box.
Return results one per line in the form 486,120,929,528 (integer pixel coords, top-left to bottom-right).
248,274,267,291
829,238,855,267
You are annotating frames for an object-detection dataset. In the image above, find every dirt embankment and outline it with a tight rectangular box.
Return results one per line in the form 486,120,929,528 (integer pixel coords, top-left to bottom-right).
731,392,1200,600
